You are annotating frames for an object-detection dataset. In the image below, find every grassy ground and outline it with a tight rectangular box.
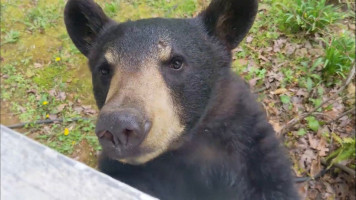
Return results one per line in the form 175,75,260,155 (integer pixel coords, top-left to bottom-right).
1,0,355,199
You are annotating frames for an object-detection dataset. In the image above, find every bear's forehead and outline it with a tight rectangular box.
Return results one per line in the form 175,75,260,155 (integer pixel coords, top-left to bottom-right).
102,34,172,69
99,18,201,51
96,19,194,67
89,18,209,70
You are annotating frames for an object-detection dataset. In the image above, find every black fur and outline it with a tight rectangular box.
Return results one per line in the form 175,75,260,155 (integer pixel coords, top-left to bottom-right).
64,0,299,199
64,0,113,56
200,0,258,50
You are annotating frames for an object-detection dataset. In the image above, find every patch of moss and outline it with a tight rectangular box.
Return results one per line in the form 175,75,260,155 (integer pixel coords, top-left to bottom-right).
33,65,69,88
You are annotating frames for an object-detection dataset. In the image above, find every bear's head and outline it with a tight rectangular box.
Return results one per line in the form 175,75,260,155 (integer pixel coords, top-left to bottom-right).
64,0,258,165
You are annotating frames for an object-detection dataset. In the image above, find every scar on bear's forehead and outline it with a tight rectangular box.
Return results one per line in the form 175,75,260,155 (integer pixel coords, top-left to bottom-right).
157,38,172,61
104,49,117,65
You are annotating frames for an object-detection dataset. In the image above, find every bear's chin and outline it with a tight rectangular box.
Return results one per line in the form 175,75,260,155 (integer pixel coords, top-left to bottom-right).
101,144,161,165
116,150,164,165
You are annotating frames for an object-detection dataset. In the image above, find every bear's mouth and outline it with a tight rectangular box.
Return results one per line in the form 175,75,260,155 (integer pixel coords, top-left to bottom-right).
98,131,153,160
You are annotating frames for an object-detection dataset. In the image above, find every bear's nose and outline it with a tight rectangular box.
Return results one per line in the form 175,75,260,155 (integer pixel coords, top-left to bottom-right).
95,109,151,149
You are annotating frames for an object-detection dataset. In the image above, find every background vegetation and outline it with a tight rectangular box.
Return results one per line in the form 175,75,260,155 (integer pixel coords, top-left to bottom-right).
1,0,355,199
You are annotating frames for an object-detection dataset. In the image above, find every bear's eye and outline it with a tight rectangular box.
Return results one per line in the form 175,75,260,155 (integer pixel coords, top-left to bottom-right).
100,68,110,76
98,62,111,76
169,57,183,70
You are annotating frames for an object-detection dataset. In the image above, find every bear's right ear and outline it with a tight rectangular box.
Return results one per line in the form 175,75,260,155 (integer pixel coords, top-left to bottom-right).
64,0,112,56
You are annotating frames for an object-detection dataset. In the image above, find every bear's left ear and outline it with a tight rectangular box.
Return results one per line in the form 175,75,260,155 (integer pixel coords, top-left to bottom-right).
199,0,258,50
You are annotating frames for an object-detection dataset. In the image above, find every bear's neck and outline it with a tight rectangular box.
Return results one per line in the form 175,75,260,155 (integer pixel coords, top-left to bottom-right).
178,72,266,162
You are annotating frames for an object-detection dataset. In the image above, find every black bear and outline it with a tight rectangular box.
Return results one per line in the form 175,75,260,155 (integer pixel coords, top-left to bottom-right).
64,0,299,199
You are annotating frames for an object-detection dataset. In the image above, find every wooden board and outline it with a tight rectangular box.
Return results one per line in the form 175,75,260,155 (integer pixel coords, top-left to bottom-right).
0,125,157,200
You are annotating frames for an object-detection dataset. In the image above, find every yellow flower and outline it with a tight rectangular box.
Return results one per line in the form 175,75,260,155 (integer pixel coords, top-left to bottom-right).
42,101,48,105
64,128,69,136
46,114,49,118
72,141,76,145
55,57,61,62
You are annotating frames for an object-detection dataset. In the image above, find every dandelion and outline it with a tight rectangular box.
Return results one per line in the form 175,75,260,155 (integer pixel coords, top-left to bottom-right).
64,128,69,136
72,141,76,145
42,101,48,105
46,114,49,118
55,57,61,62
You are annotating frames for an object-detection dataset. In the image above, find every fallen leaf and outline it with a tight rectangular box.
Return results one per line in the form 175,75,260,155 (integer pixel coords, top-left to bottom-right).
296,88,308,97
26,89,37,94
273,38,287,53
234,47,243,53
324,110,339,119
347,83,355,98
258,4,271,11
297,183,308,200
57,92,66,101
246,36,253,43
308,134,319,149
304,40,313,49
308,48,324,56
248,77,259,88
317,126,330,136
285,43,296,55
339,116,351,128
34,63,43,68
82,105,97,115
300,149,316,170
48,114,57,120
316,137,328,157
2,74,9,79
237,59,248,66
258,54,270,62
333,179,349,200
42,126,51,134
74,106,83,113
68,101,74,107
295,48,308,57
267,71,284,82
56,104,66,113
271,88,287,95
308,188,319,200
269,120,282,134
310,158,321,177
49,89,57,97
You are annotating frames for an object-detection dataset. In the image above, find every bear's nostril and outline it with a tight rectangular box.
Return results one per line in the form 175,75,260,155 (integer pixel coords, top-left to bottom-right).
98,131,115,145
97,131,106,138
118,128,140,146
122,129,134,146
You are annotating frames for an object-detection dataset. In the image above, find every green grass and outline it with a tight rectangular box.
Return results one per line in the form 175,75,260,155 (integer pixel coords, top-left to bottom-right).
323,32,355,80
327,133,356,168
297,59,323,91
144,0,197,17
275,0,345,34
1,30,20,45
46,119,100,155
104,1,121,17
23,4,61,32
32,65,70,88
